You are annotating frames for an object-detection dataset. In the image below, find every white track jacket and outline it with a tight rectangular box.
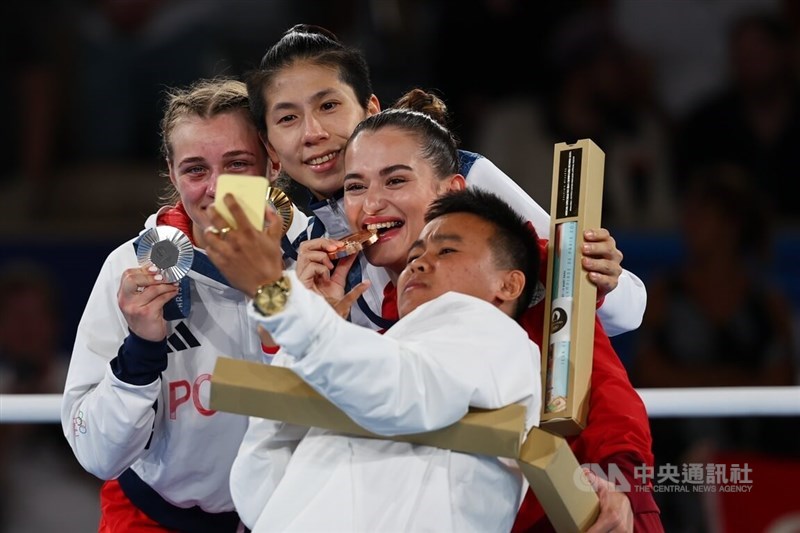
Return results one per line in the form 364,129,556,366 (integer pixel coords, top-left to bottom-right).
231,271,541,532
60,210,274,528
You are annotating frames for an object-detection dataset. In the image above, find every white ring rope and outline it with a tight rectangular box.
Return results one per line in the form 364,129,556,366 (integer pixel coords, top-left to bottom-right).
1,387,799,423
636,386,800,417
1,394,65,423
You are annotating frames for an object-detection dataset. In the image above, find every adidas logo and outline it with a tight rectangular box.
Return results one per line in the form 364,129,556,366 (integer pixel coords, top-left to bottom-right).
166,322,201,353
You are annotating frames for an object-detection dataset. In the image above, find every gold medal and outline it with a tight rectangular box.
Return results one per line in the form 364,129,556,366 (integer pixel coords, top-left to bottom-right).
327,229,378,260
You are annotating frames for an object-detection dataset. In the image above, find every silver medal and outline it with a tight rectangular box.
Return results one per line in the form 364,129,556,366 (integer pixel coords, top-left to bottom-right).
136,226,194,283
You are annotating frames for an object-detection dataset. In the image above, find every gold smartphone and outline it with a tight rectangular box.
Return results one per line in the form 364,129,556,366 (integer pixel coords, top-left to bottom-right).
215,174,269,230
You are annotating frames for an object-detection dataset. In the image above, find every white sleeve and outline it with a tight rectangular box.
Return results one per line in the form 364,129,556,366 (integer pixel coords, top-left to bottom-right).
596,268,647,336
465,156,551,238
465,155,647,336
60,245,163,479
251,272,541,435
230,413,308,529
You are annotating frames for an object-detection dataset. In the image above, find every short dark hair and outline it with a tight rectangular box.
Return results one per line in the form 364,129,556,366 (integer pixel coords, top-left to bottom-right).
425,188,540,319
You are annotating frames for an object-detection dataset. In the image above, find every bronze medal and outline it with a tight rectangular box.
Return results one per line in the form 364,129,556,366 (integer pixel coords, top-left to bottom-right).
266,186,294,236
327,229,378,260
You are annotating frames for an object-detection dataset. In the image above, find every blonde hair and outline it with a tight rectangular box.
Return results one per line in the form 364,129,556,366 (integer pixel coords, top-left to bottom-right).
158,78,262,204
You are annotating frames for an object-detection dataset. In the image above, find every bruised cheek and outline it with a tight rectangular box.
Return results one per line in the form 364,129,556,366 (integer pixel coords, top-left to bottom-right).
179,180,210,205
177,181,212,230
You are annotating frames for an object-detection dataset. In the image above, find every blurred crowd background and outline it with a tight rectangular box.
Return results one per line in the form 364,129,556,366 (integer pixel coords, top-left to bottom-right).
1,0,799,531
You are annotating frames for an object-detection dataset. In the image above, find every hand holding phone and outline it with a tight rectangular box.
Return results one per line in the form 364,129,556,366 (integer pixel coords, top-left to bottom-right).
214,174,269,230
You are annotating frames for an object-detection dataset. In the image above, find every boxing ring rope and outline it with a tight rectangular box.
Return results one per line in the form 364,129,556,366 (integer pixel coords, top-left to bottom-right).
2,387,799,423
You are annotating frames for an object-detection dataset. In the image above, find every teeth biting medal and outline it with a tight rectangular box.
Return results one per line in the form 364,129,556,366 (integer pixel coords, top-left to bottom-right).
327,229,378,260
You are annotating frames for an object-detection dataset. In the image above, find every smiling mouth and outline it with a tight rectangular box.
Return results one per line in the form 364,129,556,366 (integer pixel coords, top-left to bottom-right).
365,221,403,235
306,151,339,166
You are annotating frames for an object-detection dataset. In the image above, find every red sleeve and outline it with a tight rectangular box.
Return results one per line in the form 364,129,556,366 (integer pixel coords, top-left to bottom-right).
605,452,663,530
512,451,663,532
527,237,653,465
569,317,654,466
513,291,658,531
536,237,548,288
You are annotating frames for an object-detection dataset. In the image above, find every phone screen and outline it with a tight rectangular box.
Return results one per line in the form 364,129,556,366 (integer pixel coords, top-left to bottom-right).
214,174,269,230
